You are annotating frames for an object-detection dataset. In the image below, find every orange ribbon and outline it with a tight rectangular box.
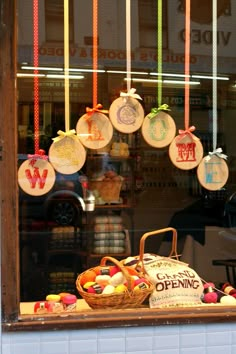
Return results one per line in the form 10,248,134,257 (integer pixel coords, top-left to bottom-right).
177,126,199,141
85,103,109,118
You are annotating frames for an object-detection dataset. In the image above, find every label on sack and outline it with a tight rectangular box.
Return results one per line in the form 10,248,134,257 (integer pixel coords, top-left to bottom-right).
143,255,203,308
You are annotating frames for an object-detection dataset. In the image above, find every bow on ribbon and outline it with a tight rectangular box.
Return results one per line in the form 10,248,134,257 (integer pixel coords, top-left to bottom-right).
148,104,171,119
205,147,228,162
52,129,78,143
28,149,48,161
120,88,142,100
86,103,109,117
177,126,199,141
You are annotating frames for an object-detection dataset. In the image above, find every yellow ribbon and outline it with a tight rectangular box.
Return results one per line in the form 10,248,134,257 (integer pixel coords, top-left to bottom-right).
52,129,78,143
85,103,109,118
148,104,171,119
177,126,199,141
120,88,142,100
205,147,228,162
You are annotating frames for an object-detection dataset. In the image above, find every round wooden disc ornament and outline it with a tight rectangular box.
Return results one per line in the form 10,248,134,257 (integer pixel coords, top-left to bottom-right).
197,154,229,191
109,96,144,134
18,157,56,196
169,133,204,170
49,135,86,174
76,112,113,150
141,110,176,148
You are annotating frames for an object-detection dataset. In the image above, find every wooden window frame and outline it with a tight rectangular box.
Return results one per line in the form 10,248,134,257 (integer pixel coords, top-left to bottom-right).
1,0,236,332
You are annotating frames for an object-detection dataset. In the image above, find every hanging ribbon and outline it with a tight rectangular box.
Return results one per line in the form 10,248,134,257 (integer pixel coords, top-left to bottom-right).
85,104,109,117
125,0,131,92
148,104,170,119
120,88,142,100
28,149,48,162
64,0,70,132
206,0,227,161
93,0,98,108
177,126,199,141
157,0,163,107
33,0,39,154
52,129,77,143
184,0,191,133
205,148,227,162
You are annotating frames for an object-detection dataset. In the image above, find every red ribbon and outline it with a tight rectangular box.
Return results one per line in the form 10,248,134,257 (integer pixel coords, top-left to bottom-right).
86,103,109,118
28,149,48,161
177,126,198,141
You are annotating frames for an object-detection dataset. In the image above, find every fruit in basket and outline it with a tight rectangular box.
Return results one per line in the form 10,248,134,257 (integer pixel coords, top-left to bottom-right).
95,274,111,287
80,270,97,286
102,284,115,294
114,284,128,293
134,281,150,291
109,271,125,287
87,283,104,294
83,281,97,290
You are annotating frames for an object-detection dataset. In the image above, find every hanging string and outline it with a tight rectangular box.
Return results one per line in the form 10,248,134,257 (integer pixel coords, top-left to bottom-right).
64,0,70,131
126,0,131,92
212,0,217,151
184,0,190,131
33,0,39,154
157,0,162,107
93,0,98,107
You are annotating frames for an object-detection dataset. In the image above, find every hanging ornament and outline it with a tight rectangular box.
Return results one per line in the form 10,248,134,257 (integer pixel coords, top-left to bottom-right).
76,105,113,150
49,129,86,175
18,150,56,196
76,0,113,149
197,0,229,190
142,0,176,148
49,0,86,173
169,0,203,170
109,0,144,134
18,0,56,196
142,106,176,148
109,89,144,134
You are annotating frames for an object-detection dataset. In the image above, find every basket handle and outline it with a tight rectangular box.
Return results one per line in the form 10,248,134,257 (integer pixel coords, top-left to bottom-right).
139,227,178,263
100,256,133,292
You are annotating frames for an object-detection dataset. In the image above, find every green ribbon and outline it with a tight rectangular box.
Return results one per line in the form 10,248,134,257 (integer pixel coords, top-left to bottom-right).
148,104,171,119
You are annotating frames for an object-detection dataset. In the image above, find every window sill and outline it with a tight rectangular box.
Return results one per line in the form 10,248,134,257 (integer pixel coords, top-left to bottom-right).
3,304,236,332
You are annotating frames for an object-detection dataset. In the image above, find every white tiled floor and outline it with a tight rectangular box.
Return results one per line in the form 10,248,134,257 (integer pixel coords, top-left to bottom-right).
2,322,236,354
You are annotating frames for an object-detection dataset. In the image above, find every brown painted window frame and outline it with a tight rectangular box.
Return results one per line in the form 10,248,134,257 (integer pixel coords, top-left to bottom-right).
1,0,236,332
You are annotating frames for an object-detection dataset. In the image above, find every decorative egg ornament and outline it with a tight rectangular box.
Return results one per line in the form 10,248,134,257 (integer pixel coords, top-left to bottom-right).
197,151,229,191
169,128,203,170
18,153,56,196
142,109,176,148
109,91,144,134
76,109,113,150
49,130,86,174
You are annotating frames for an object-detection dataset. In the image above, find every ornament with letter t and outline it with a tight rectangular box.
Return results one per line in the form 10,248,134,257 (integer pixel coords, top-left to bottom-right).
169,126,203,170
197,148,229,191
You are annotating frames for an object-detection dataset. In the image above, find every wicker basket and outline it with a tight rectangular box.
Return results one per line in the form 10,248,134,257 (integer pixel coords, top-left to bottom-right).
89,179,123,203
76,256,154,309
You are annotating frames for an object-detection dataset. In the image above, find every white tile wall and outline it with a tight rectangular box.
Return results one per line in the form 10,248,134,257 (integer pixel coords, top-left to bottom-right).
2,322,236,354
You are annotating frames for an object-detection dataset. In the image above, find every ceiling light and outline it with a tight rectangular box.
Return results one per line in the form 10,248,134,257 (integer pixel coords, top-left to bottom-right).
192,74,229,80
46,74,84,79
107,70,149,75
21,66,63,71
17,73,46,77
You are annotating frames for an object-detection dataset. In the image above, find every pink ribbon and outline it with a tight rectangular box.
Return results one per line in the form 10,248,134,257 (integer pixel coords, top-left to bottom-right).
28,149,48,161
177,126,199,141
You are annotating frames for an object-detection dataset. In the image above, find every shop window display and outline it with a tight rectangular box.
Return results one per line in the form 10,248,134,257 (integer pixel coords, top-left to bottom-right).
1,0,236,329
